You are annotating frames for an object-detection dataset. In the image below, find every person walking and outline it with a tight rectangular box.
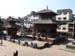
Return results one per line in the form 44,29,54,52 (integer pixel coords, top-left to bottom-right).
13,52,16,56
13,50,18,56
15,50,18,56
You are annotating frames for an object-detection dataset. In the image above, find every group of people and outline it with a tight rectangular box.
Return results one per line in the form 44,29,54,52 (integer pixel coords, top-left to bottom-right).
23,41,38,48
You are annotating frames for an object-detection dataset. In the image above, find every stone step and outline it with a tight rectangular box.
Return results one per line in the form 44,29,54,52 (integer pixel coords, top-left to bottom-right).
73,40,75,44
66,42,75,49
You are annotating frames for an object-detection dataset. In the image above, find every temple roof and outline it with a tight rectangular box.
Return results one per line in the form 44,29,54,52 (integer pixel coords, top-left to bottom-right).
3,23,21,28
31,19,58,24
36,9,57,15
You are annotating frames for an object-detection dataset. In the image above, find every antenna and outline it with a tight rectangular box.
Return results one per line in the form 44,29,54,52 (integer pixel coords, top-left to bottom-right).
46,6,48,10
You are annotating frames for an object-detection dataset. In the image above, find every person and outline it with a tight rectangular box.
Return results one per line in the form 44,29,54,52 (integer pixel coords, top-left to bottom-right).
15,50,18,56
13,52,16,56
24,42,29,46
1,38,3,46
18,40,20,44
44,42,50,47
33,33,36,40
45,34,48,41
31,42,33,47
37,33,41,40
34,43,37,48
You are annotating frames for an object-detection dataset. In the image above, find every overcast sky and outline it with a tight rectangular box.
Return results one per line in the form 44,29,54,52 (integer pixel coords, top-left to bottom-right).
0,0,75,18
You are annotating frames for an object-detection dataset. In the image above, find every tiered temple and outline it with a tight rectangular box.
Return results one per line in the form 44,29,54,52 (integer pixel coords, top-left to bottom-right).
31,8,60,43
3,17,21,39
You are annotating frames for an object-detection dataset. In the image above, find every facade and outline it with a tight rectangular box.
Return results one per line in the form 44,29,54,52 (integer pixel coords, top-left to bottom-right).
24,15,35,28
31,8,58,42
4,17,21,38
56,9,75,38
68,15,75,39
0,17,6,40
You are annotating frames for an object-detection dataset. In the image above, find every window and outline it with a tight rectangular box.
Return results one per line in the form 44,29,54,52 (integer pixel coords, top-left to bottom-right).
63,27,66,30
69,28,73,32
63,17,66,20
69,24,73,27
58,17,61,20
62,33,66,36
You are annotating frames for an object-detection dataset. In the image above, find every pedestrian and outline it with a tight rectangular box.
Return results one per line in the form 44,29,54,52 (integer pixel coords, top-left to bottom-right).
15,50,18,56
1,38,3,46
31,42,33,47
13,52,16,56
45,35,48,41
38,33,41,40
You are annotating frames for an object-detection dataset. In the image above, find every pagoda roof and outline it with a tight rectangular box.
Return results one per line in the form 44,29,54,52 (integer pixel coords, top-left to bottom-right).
3,23,21,28
36,9,57,15
31,19,58,24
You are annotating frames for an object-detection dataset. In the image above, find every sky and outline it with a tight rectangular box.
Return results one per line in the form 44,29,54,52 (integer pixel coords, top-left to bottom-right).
0,0,75,18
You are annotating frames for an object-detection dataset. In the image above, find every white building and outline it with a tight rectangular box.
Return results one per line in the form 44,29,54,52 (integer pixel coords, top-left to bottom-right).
56,9,74,38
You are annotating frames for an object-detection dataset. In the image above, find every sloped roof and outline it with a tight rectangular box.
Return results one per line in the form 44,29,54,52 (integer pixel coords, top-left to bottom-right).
36,9,57,15
31,19,58,24
57,9,72,14
3,23,21,28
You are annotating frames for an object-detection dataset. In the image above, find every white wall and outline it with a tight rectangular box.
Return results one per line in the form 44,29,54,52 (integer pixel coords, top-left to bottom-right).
57,24,69,32
56,12,71,21
56,12,72,33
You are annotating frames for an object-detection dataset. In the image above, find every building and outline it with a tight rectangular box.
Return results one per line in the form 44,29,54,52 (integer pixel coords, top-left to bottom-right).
31,8,59,42
3,16,21,39
68,15,75,39
0,18,6,36
56,9,75,39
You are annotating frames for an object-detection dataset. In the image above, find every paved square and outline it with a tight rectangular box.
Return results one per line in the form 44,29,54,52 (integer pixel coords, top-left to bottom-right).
0,40,75,56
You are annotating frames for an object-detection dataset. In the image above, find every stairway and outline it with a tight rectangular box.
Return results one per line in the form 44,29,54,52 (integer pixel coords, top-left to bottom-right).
66,40,75,49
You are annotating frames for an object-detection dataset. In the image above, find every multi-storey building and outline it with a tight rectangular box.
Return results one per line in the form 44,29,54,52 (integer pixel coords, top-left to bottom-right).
56,9,75,39
68,15,75,39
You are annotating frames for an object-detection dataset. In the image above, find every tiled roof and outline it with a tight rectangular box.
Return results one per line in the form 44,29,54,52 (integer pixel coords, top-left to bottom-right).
31,19,58,24
36,9,57,14
3,23,21,28
57,9,72,14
